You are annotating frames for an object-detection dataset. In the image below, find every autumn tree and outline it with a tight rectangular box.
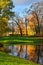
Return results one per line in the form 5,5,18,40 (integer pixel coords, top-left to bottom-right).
24,3,41,36
32,12,40,36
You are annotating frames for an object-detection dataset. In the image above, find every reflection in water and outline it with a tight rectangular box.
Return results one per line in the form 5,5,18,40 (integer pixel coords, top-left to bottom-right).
7,45,43,64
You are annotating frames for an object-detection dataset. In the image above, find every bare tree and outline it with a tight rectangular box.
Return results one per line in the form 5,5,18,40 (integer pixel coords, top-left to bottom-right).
12,18,22,36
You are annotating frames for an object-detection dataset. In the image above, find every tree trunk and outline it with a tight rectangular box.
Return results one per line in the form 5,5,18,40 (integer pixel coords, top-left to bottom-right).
16,21,22,36
25,18,28,36
19,27,22,36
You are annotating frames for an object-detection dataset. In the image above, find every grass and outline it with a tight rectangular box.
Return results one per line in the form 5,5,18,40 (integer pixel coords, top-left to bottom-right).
0,36,43,45
0,52,40,65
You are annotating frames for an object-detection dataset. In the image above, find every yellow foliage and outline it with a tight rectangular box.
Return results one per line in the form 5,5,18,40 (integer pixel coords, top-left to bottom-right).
27,26,36,36
0,1,10,9
2,17,8,22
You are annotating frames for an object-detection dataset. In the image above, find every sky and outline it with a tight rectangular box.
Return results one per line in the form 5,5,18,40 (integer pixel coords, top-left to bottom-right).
12,0,42,17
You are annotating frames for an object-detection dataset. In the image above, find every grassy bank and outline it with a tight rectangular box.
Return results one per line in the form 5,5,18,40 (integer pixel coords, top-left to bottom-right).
0,36,43,45
0,52,40,65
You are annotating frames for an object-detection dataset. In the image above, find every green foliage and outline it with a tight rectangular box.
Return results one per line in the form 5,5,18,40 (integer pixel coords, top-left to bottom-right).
0,0,15,18
0,0,15,36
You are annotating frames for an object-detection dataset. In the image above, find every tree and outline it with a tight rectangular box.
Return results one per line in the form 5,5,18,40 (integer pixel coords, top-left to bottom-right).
0,18,8,36
32,12,40,36
25,18,28,36
12,15,23,36
24,3,41,36
0,0,15,36
23,11,29,36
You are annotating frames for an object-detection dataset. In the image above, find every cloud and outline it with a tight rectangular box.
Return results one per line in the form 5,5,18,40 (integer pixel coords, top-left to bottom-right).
12,0,43,5
13,0,26,5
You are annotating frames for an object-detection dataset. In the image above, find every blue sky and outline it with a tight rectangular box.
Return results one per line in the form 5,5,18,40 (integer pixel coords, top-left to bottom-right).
12,0,42,17
13,5,31,17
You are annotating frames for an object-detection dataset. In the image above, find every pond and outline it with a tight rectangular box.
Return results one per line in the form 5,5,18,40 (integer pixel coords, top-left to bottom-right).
6,44,43,64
